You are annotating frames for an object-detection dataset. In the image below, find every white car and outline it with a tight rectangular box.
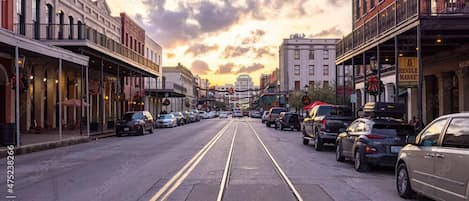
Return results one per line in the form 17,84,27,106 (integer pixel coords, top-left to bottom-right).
219,112,228,119
208,111,217,118
262,111,270,123
199,111,209,119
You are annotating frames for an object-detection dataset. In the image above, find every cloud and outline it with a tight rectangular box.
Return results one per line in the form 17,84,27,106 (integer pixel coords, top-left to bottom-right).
236,63,265,74
327,0,349,6
254,47,275,58
215,63,235,74
241,29,266,45
166,53,176,59
309,26,344,38
191,60,211,75
185,44,219,56
222,45,251,58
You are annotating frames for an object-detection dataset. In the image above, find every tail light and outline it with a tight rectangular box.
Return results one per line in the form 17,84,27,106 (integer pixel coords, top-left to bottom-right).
366,134,385,139
320,119,327,131
365,145,377,153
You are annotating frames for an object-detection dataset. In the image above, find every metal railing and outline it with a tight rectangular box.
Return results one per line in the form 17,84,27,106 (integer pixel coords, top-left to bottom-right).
13,23,160,73
337,0,469,58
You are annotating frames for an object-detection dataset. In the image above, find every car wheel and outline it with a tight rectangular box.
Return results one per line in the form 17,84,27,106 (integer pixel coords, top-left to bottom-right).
397,163,415,198
314,136,323,151
266,122,270,127
354,151,368,172
149,127,153,134
336,143,345,162
302,138,309,145
139,127,145,136
279,124,284,130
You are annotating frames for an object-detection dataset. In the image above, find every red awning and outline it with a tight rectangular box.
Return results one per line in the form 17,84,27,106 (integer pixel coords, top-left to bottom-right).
303,101,328,111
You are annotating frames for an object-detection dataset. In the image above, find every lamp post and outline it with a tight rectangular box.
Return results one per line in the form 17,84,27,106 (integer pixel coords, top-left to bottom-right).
303,84,309,95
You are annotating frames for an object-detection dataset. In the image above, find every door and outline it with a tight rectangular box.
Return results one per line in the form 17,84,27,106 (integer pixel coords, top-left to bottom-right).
342,120,362,157
434,117,469,201
409,118,448,198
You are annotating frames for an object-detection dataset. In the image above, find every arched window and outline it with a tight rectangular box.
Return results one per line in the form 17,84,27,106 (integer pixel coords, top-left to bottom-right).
77,20,83,40
58,10,64,39
46,4,53,39
68,16,74,39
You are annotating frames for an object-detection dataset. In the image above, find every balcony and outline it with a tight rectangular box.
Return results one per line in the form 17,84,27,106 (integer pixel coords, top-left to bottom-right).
13,23,159,74
336,0,469,59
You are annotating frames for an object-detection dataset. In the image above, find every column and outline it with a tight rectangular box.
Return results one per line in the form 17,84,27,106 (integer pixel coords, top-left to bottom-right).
458,68,469,112
437,72,452,115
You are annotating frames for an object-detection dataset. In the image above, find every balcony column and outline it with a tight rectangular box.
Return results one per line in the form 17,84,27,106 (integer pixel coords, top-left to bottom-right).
363,52,367,103
417,25,423,122
58,58,62,140
117,65,120,119
100,58,104,131
335,64,338,104
86,62,90,136
458,68,469,112
394,36,399,103
15,46,20,145
343,63,346,105
352,57,356,115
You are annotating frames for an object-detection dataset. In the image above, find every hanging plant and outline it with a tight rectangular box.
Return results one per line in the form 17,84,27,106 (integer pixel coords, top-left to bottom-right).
10,73,29,93
163,99,170,106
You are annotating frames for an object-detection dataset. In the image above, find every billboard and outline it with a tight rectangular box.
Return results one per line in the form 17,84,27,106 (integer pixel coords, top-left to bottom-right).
398,57,418,87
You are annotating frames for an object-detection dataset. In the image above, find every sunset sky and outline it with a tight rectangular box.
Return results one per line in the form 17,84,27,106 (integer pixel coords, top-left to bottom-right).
108,0,352,86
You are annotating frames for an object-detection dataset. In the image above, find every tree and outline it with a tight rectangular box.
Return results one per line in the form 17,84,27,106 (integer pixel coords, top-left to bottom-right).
307,82,337,104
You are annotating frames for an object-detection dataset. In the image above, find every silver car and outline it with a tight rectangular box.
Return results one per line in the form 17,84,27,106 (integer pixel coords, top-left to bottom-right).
155,114,178,128
396,113,469,201
261,111,270,123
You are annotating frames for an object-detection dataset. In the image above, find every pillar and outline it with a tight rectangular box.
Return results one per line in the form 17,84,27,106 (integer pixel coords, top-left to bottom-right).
458,68,469,112
437,72,452,115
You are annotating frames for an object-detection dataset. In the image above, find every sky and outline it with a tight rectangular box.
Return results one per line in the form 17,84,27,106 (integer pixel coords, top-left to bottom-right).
108,0,352,86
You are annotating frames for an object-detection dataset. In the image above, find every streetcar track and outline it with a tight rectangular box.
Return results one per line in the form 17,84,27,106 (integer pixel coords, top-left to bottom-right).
216,124,238,201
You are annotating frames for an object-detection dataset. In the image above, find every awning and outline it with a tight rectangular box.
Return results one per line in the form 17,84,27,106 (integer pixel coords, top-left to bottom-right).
145,89,185,98
303,101,328,111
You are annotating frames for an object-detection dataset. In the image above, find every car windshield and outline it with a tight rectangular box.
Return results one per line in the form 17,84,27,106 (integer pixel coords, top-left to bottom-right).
160,115,172,119
372,124,416,137
317,106,352,116
123,113,136,120
286,115,299,122
172,113,180,117
271,108,286,114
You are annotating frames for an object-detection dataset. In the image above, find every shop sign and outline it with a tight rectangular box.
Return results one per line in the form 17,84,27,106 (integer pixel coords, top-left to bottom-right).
398,57,418,87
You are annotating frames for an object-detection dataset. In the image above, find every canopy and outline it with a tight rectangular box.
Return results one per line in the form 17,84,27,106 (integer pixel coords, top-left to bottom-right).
303,101,328,111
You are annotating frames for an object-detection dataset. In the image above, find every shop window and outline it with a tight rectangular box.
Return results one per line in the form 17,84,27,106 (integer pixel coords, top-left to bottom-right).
309,65,314,75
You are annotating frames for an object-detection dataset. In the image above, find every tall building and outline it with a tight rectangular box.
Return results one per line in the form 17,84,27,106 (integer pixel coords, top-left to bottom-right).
336,0,469,123
279,35,339,92
234,74,254,108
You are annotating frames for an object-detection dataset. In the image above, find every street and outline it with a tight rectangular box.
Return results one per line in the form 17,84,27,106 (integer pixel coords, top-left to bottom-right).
2,118,412,201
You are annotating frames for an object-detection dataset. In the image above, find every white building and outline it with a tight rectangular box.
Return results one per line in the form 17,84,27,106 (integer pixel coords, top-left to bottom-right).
279,35,339,91
234,74,254,108
162,64,195,112
143,35,162,115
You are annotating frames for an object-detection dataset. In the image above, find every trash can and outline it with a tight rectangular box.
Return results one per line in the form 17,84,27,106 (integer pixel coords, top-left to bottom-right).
0,123,17,146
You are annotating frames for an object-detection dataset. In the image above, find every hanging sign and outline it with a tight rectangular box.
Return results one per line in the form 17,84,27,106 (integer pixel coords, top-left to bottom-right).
398,57,418,87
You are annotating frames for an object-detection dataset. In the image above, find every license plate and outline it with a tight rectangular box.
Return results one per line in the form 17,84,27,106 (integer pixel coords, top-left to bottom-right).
391,146,402,153
124,128,129,131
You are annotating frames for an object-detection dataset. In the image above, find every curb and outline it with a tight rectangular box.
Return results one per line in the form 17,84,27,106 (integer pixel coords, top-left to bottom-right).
0,132,115,158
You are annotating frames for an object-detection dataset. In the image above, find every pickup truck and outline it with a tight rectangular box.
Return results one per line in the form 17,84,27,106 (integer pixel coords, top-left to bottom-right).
302,105,354,151
265,107,287,127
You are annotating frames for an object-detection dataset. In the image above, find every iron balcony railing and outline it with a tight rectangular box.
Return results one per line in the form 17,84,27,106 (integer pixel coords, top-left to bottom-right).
336,0,469,58
13,23,160,73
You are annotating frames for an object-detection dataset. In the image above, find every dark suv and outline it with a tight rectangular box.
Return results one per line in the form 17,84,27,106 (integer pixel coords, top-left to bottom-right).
275,112,301,131
116,111,154,136
335,102,416,172
265,107,287,127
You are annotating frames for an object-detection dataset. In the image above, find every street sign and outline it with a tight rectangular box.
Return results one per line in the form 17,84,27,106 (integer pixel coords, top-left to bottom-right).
398,57,418,87
350,93,357,103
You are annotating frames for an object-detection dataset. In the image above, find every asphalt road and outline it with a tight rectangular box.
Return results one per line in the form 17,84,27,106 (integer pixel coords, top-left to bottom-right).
0,118,417,201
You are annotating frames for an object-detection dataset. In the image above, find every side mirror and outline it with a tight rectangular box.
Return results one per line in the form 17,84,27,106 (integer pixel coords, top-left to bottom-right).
406,135,417,145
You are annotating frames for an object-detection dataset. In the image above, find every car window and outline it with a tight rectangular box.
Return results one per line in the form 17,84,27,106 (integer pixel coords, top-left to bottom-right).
355,121,367,132
271,108,286,114
442,118,469,148
347,121,359,132
123,113,135,120
371,124,415,137
134,112,144,120
419,118,448,147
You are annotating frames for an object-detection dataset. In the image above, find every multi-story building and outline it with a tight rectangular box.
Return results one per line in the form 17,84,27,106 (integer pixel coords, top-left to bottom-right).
336,0,469,123
234,74,254,108
120,13,144,56
9,0,160,137
143,35,162,116
279,35,339,92
162,63,195,112
215,84,234,108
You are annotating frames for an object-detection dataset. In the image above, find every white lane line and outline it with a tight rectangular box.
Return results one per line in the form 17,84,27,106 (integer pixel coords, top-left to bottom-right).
149,120,233,201
216,123,238,201
247,122,304,201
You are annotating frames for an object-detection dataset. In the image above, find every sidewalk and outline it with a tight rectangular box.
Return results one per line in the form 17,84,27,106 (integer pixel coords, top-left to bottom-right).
0,129,115,157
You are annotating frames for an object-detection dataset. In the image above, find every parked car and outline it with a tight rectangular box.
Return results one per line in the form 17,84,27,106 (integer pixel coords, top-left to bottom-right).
336,102,415,172
171,112,185,126
192,110,201,121
188,112,197,122
242,110,250,116
219,112,228,119
199,111,209,119
116,111,154,136
262,111,270,123
208,111,217,118
302,104,354,150
275,112,301,131
155,114,178,128
182,111,191,123
396,113,469,200
251,111,262,118
265,107,288,127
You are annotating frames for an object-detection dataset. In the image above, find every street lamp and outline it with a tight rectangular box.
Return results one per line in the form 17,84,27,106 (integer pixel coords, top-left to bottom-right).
303,84,309,95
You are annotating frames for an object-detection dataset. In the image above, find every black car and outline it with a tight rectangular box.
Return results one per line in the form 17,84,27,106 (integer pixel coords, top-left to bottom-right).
335,102,416,172
275,112,301,131
116,111,154,136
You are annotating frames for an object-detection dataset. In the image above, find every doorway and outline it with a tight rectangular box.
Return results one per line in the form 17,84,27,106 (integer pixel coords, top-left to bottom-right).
0,65,7,123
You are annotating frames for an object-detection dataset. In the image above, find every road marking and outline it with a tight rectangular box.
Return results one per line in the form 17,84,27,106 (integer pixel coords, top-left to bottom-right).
216,123,238,201
247,122,304,201
149,120,233,201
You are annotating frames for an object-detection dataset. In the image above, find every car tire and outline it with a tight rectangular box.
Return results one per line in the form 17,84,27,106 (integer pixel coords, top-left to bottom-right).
116,132,122,137
279,124,284,130
336,143,345,162
354,151,368,172
149,127,153,134
314,136,323,151
397,163,415,198
139,127,145,136
302,138,309,145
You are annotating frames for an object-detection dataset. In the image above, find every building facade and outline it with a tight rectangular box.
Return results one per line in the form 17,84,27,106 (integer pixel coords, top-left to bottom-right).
279,35,339,92
336,0,469,123
234,74,255,108
162,64,195,112
120,12,144,56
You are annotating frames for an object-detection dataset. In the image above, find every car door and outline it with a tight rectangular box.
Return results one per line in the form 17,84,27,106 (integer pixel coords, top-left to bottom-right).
341,121,359,157
407,118,448,198
433,117,469,201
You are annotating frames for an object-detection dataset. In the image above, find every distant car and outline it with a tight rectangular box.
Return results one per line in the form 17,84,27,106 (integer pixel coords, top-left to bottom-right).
251,111,262,118
155,114,178,128
116,111,154,136
275,112,301,131
219,112,228,119
171,112,185,126
192,110,201,121
182,111,191,123
208,111,217,118
396,113,469,200
199,111,209,119
265,107,288,127
262,111,270,123
242,110,250,116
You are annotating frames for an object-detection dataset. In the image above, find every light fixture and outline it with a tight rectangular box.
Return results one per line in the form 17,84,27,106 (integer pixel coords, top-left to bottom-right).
55,79,59,84
29,75,34,80
104,95,109,101
436,35,443,44
43,78,47,82
399,53,404,57
385,58,390,62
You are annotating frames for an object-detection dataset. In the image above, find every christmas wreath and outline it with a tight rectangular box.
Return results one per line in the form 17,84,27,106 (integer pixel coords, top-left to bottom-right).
365,75,384,96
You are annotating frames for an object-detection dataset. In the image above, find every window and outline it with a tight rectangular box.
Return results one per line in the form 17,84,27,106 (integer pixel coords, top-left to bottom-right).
32,0,37,21
323,65,329,76
309,65,314,75
442,118,469,148
323,81,329,87
294,49,300,60
294,81,300,90
126,34,129,46
323,50,329,60
363,0,367,14
309,81,315,88
419,119,448,147
309,49,314,60
294,65,300,75
130,36,133,48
